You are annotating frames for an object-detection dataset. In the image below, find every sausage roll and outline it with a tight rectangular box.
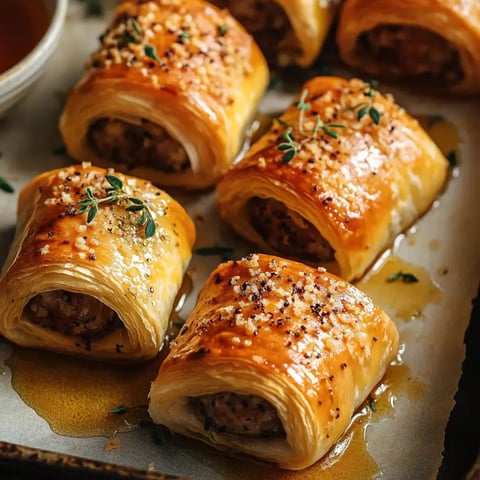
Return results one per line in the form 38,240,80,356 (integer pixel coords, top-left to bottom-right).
149,254,399,470
336,0,480,93
0,164,195,361
59,0,269,189
209,0,338,67
216,76,449,281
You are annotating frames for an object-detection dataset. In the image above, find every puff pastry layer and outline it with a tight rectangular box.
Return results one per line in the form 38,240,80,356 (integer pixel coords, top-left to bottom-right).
149,254,399,469
210,0,338,67
337,0,480,93
0,164,195,361
60,0,268,189
216,76,449,281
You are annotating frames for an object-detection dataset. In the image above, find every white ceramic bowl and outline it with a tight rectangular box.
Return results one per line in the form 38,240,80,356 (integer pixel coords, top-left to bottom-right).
0,0,68,117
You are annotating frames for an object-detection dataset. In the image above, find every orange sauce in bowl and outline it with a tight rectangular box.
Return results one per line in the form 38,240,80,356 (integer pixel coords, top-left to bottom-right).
0,0,50,75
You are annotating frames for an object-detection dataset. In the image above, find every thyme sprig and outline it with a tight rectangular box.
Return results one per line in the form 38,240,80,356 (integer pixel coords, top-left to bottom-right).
312,115,346,139
294,89,311,135
78,175,156,239
354,80,381,125
275,88,345,164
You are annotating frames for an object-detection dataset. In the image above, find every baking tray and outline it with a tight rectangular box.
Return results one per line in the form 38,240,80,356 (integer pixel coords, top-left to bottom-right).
1,2,480,479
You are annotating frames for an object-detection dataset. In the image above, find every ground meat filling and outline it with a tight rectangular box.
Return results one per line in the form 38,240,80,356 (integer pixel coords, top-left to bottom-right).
88,118,190,173
210,0,298,65
27,290,122,338
191,392,285,438
248,197,335,262
358,25,464,84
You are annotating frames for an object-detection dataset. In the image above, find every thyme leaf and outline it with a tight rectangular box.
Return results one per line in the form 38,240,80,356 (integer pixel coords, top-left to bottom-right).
110,404,148,415
78,175,156,239
387,271,419,284
144,45,161,63
131,18,142,36
218,25,228,37
355,81,382,125
446,150,458,167
0,177,14,193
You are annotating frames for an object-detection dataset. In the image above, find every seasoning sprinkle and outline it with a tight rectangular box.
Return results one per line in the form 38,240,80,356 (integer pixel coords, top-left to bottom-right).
78,174,156,239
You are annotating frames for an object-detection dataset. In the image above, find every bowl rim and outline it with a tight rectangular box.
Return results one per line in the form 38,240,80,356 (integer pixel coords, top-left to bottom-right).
0,0,68,90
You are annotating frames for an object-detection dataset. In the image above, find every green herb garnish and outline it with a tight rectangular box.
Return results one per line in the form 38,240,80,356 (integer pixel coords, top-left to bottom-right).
178,30,191,41
218,25,228,37
268,76,283,91
110,404,148,415
387,271,419,284
78,175,156,239
312,115,346,139
77,0,104,16
369,399,377,412
294,88,311,135
355,80,381,125
275,90,345,163
144,45,161,63
446,150,458,167
131,18,142,36
0,177,14,193
277,125,298,164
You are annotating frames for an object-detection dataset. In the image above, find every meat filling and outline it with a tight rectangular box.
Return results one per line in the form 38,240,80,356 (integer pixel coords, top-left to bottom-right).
191,392,285,437
248,197,335,262
27,290,122,338
88,118,190,173
358,25,463,84
210,0,299,65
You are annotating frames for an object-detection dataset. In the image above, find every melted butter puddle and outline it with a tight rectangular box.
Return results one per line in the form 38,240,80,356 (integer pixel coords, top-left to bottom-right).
416,115,460,163
6,348,162,437
5,274,194,438
357,256,442,320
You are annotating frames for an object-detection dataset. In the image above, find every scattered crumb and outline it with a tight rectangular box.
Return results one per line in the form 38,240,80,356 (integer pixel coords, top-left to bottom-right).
105,436,120,451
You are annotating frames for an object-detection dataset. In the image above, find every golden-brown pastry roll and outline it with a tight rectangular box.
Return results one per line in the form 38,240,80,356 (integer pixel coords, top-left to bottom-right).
59,0,268,189
209,0,338,67
0,164,195,361
149,254,399,470
336,0,480,93
216,76,449,281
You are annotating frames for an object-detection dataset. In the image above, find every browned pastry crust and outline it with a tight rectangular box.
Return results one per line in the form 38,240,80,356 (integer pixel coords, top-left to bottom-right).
336,0,480,93
0,164,195,361
149,253,399,469
216,76,449,281
209,0,339,67
60,0,268,189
